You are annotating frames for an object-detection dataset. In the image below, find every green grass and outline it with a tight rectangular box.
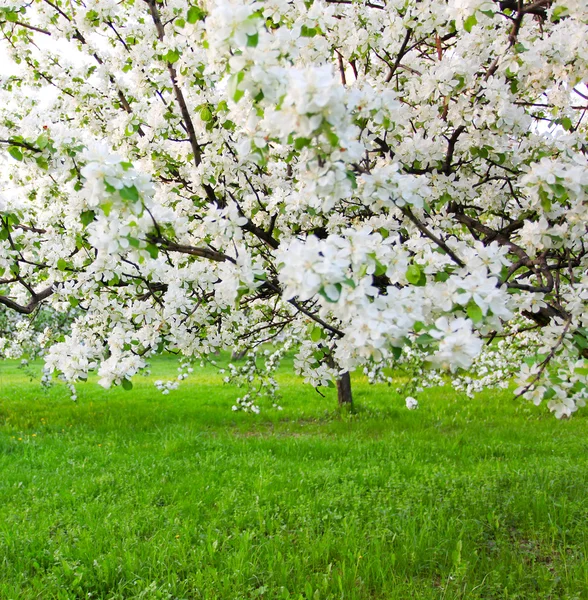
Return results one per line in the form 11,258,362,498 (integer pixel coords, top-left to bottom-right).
0,356,587,599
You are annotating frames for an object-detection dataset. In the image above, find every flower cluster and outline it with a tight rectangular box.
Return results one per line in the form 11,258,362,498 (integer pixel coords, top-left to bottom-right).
0,0,586,417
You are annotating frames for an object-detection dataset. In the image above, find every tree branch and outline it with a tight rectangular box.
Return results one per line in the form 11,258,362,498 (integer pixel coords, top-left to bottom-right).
144,0,203,167
0,284,54,314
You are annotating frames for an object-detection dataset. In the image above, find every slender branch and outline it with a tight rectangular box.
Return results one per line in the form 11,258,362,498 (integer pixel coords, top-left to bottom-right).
402,207,465,267
336,50,347,86
515,318,572,398
0,138,41,153
288,298,344,337
385,28,413,83
325,0,386,8
144,0,203,167
6,20,51,35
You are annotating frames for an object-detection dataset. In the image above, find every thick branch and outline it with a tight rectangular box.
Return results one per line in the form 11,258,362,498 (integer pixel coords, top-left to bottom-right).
0,284,54,314
443,125,466,175
154,240,237,264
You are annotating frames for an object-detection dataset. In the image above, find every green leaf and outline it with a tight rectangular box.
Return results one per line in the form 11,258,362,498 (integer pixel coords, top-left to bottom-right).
200,106,213,122
415,333,435,346
374,259,386,277
406,264,422,285
549,183,567,199
35,156,49,170
145,243,159,259
120,185,140,202
101,201,113,217
57,258,68,271
187,5,205,23
467,302,483,323
551,5,567,21
36,134,49,149
246,32,259,47
310,326,323,343
560,117,573,132
346,171,357,189
294,137,312,150
313,349,325,362
7,146,23,161
121,378,133,391
539,188,551,212
392,346,402,360
464,14,477,33
471,146,488,159
80,210,96,227
104,181,117,194
164,49,181,64
300,24,317,37
227,71,245,103
318,283,342,303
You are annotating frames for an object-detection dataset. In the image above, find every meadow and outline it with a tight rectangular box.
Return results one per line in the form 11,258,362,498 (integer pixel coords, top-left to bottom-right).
0,355,587,599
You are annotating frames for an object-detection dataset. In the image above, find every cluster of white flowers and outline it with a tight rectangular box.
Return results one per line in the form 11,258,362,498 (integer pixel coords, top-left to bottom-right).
0,0,586,417
231,394,260,413
154,380,179,395
405,397,418,410
223,346,286,411
361,165,430,210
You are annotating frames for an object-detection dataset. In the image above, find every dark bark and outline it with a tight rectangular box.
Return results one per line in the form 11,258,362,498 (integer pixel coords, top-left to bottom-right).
336,371,353,408
231,349,247,361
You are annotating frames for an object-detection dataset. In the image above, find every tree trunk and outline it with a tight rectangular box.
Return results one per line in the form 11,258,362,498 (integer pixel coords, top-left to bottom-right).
336,371,353,409
231,349,247,361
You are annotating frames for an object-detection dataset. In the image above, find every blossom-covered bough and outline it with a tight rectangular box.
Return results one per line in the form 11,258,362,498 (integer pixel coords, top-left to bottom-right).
0,0,587,415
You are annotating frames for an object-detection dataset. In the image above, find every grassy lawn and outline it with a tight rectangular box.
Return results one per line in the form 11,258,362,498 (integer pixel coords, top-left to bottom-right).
0,355,587,599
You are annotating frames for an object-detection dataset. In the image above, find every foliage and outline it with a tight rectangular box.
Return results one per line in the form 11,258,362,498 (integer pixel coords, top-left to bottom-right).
0,0,587,415
0,306,75,360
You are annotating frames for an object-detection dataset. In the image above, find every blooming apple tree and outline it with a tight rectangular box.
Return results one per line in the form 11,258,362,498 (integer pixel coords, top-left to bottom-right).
0,0,587,415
